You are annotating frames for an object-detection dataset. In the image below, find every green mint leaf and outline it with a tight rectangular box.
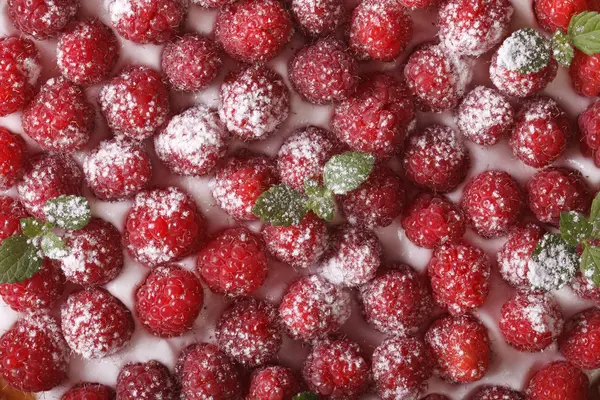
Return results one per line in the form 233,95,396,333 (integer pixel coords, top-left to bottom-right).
497,28,551,74
581,244,600,286
305,179,335,222
0,235,43,284
323,152,375,195
40,232,69,260
590,192,600,222
568,11,600,56
252,185,308,227
560,211,593,246
552,29,575,66
293,393,320,400
20,218,53,238
43,195,91,230
529,233,579,291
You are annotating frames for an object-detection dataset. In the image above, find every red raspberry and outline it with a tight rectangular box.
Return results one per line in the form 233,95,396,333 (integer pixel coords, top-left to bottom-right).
62,382,115,399
22,77,94,153
526,361,589,400
534,0,600,32
461,170,523,238
468,386,524,400
401,193,465,249
527,167,591,225
219,66,290,141
349,0,413,61
192,0,234,7
422,395,451,400
425,314,491,383
291,0,346,37
84,138,152,201
210,152,278,220
16,153,83,220
0,314,69,392
155,105,229,176
123,187,204,267
332,73,416,158
570,51,600,97
289,38,359,104
497,223,545,288
116,360,178,400
372,337,433,400
57,19,119,86
99,66,170,141
439,0,513,57
0,37,41,117
7,0,78,39
428,241,491,315
0,196,29,245
359,264,433,335
559,307,600,369
303,338,370,399
571,272,600,302
579,100,600,167
279,275,351,340
215,0,293,63
0,128,26,190
455,86,514,146
402,124,470,192
248,366,301,400
404,43,473,112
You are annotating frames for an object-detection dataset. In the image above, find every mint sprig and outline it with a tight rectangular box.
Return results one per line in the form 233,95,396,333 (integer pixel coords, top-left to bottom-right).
252,185,308,227
552,11,600,66
0,235,43,284
44,195,91,230
582,244,600,286
305,179,335,222
560,211,593,247
323,152,375,195
293,393,319,400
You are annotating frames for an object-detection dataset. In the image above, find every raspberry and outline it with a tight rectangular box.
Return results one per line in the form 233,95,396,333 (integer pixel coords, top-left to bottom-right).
439,0,513,57
579,100,600,167
247,366,301,400
62,382,115,399
349,0,413,61
461,170,523,238
7,0,78,39
99,65,170,141
332,73,416,158
455,86,514,146
57,19,119,86
0,314,69,392
422,395,451,400
22,77,94,153
497,223,545,288
359,264,433,335
16,153,83,219
526,361,589,400
0,128,26,190
468,386,524,400
123,187,204,267
404,43,473,112
291,0,346,37
0,37,41,117
155,105,229,176
0,196,29,245
289,38,359,104
534,0,600,32
570,51,600,97
116,360,178,400
402,124,469,192
527,167,591,225
571,272,600,302
215,0,293,63
559,307,600,369
428,241,491,315
84,138,152,201
210,152,278,220
279,275,351,340
161,34,222,91
219,66,290,141
303,338,370,399
401,193,466,249
372,337,433,400
136,264,204,337
192,0,234,7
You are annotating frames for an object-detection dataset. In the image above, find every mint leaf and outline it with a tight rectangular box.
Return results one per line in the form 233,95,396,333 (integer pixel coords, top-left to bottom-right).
560,211,593,246
305,179,335,222
569,11,600,55
552,29,575,66
581,244,600,286
43,195,91,230
590,192,600,222
293,393,319,400
40,232,69,260
0,235,43,284
20,218,52,238
252,185,307,227
529,233,579,291
323,152,375,195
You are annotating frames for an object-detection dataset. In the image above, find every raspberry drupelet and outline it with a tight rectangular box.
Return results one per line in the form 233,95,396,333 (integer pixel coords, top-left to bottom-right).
62,382,116,399
215,0,293,63
123,187,204,267
99,65,171,141
570,51,600,97
468,386,524,400
571,272,600,302
291,0,346,37
154,105,230,176
534,0,600,33
7,0,78,39
0,128,26,190
219,66,290,141
559,307,600,370
247,366,301,400
279,275,351,341
497,223,545,288
57,19,119,86
197,227,268,296
579,100,600,168
116,360,179,400
0,37,41,117
0,196,29,245
526,361,589,400
289,38,359,105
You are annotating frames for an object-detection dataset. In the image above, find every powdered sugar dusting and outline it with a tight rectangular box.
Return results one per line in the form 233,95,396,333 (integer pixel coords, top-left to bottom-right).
527,234,579,291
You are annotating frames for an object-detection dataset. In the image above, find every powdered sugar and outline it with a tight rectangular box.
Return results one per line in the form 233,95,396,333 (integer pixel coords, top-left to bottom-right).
527,233,579,291
291,0,346,37
498,224,544,288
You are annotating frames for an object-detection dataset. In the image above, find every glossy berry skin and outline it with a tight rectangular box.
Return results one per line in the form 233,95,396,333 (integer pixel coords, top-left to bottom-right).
468,385,524,400
571,272,600,302
291,0,346,37
0,37,41,117
526,361,589,400
62,382,116,400
116,360,178,400
247,366,301,400
0,196,29,245
534,0,600,32
0,128,26,190
497,223,545,288
7,0,78,39
570,51,600,97
579,100,600,168
559,307,600,370
136,264,204,337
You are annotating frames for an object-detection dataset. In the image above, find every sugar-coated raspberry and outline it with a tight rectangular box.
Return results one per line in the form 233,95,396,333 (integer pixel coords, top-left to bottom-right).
468,386,524,400
455,86,514,146
570,51,600,97
559,307,600,370
279,275,351,341
62,382,116,399
497,223,545,288
422,395,451,400
289,38,358,105
428,241,491,315
116,360,178,400
219,66,290,141
210,152,278,220
0,128,26,190
7,0,78,39
332,73,415,158
527,167,591,226
247,366,301,400
57,19,119,86
291,0,346,37
17,153,83,220
99,65,170,141
303,338,370,399
526,361,589,400
123,187,204,267
439,0,513,57
215,0,293,63
0,196,29,245
372,337,433,400
534,0,600,32
402,124,469,192
571,272,600,302
22,77,94,153
155,105,229,176
192,0,234,7
579,100,600,168
404,43,473,112
0,37,41,117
